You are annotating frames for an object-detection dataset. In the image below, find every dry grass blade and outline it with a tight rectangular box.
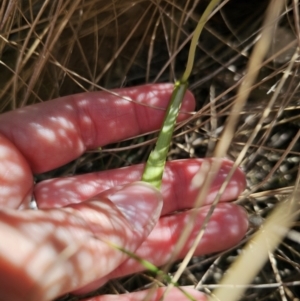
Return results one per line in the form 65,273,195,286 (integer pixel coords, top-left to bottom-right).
212,170,300,301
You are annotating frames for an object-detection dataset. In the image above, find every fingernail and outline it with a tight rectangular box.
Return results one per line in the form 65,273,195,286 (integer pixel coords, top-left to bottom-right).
108,182,163,233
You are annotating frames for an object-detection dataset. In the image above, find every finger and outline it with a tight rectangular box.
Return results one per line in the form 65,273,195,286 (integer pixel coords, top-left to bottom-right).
82,287,208,301
77,203,248,293
115,203,248,275
0,84,195,174
34,158,246,214
0,182,162,301
0,133,33,209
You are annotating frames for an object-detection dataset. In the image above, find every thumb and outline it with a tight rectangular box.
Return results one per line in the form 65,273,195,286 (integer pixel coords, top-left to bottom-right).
0,182,162,301
101,181,163,237
72,181,163,295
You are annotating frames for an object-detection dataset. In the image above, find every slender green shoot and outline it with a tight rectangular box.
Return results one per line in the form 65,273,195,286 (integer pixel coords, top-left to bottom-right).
142,0,220,189
106,241,197,301
182,0,220,82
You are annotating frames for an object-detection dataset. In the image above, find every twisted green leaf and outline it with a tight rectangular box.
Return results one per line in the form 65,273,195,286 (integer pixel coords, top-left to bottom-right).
141,81,188,189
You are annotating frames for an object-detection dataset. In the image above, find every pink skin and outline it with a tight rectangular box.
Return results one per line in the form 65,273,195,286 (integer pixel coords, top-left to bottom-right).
0,84,248,301
84,287,209,301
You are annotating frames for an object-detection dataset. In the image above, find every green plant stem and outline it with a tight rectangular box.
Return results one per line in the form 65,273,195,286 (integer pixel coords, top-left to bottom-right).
182,0,220,82
141,81,188,189
142,0,220,189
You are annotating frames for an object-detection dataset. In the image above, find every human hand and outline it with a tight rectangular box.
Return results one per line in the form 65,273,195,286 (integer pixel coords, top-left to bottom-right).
0,84,248,301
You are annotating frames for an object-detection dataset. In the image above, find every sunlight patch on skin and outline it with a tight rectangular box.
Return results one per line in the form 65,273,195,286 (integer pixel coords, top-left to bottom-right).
73,201,115,229
76,98,89,106
0,161,24,180
136,92,146,102
183,162,201,175
32,123,56,142
107,184,162,233
136,91,160,107
57,125,76,142
157,83,173,91
0,220,34,266
0,184,23,208
201,185,241,206
28,236,79,299
227,220,240,236
48,116,79,148
0,142,30,208
50,178,76,187
191,160,211,188
77,250,94,272
0,186,13,196
69,182,99,197
81,115,93,126
64,104,74,110
49,116,75,129
129,83,193,116
118,83,172,106
0,144,12,157
44,283,63,301
26,242,59,275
